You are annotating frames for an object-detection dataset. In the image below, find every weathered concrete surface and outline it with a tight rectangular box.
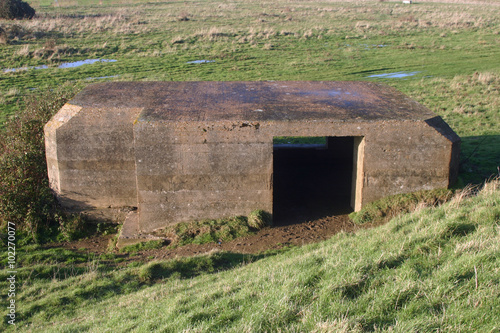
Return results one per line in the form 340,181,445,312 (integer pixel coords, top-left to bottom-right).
45,81,460,233
44,103,142,217
71,81,435,122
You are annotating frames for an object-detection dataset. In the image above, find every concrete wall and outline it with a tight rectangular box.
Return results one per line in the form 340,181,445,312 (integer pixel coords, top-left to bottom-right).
360,118,459,205
44,105,142,216
133,120,273,232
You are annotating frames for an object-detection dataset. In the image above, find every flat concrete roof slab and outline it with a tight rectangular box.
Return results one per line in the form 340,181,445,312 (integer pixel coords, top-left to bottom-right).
69,81,435,122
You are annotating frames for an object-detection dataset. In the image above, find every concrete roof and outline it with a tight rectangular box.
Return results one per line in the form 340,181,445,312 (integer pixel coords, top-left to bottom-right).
69,81,436,122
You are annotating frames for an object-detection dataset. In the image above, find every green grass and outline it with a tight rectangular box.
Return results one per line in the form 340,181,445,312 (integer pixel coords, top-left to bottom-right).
158,210,272,248
273,136,327,145
1,179,498,332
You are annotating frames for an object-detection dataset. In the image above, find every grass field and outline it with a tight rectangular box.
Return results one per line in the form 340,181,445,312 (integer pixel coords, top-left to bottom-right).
1,0,499,331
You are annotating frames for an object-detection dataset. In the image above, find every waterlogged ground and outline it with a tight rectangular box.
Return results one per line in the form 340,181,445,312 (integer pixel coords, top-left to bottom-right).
367,71,421,78
2,58,117,72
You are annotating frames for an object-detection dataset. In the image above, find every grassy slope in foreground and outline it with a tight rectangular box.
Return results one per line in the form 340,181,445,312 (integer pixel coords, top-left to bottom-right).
10,181,500,332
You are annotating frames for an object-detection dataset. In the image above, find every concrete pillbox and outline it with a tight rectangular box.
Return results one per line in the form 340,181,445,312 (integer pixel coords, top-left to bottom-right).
45,81,460,233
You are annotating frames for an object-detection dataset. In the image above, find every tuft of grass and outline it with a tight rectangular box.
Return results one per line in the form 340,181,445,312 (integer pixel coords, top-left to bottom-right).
247,209,272,230
160,210,272,247
349,188,455,225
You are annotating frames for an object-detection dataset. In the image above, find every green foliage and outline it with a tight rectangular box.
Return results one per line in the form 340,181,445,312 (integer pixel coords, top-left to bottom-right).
0,84,80,243
55,213,88,242
96,222,119,236
163,210,272,247
349,188,455,225
0,0,35,20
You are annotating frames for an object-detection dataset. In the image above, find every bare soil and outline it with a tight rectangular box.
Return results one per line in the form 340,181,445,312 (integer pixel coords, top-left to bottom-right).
56,215,380,264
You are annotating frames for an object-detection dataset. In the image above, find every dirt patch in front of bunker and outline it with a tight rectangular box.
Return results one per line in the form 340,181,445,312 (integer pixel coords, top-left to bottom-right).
56,215,382,264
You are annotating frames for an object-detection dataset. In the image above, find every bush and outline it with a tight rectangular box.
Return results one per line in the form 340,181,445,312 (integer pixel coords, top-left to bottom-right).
0,84,80,243
0,0,35,20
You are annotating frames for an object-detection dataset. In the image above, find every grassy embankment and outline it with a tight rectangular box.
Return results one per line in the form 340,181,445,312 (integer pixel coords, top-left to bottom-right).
0,0,499,331
1,178,499,332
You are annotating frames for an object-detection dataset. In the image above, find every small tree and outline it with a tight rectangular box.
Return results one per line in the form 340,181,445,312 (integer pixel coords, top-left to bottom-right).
0,0,35,20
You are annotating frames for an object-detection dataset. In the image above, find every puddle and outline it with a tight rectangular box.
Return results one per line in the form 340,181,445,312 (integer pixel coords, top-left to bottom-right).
186,60,215,64
367,71,421,79
3,65,49,73
3,59,117,73
58,59,117,69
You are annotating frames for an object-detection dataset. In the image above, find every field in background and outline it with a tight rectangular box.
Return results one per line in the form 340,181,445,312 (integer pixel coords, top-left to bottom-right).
1,0,499,331
1,0,499,183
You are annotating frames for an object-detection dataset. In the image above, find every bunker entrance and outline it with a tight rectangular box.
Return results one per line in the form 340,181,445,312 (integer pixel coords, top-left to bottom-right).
272,136,358,225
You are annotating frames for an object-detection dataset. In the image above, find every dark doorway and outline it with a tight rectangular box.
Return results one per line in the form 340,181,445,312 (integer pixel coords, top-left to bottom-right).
272,137,354,225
